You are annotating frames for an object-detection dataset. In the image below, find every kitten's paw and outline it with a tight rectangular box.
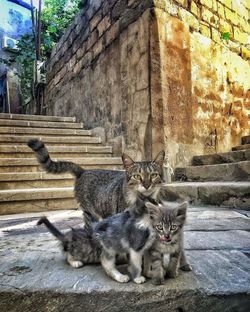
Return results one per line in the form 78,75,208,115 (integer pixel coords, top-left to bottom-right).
133,276,146,284
69,260,84,268
166,270,178,278
116,274,130,283
180,264,192,272
152,277,164,285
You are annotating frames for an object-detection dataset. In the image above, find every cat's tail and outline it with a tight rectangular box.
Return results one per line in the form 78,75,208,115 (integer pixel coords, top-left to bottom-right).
37,217,66,242
27,139,84,178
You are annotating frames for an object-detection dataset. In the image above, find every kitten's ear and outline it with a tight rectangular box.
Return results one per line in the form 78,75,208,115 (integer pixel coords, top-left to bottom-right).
153,150,165,167
176,202,188,223
122,153,134,169
145,202,159,221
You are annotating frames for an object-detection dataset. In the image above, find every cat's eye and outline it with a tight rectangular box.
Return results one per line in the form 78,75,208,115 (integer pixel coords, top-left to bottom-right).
133,174,141,180
156,224,163,231
150,173,158,179
171,225,178,231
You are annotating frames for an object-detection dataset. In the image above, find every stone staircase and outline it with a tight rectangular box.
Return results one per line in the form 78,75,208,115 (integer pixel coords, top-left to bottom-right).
168,135,250,209
0,113,122,215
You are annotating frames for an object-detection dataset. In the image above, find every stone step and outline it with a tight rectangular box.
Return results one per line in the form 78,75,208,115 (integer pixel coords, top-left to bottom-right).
0,126,92,136
0,134,102,145
0,187,77,214
0,119,83,129
0,207,249,311
242,135,250,145
0,145,113,158
164,182,250,209
0,157,123,172
0,113,76,123
174,161,250,182
232,144,250,151
192,149,250,165
0,172,74,190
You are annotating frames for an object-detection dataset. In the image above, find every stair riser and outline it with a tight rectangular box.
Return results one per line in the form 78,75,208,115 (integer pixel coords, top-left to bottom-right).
242,136,250,145
0,198,77,215
0,119,83,129
165,185,250,209
192,150,250,165
0,180,74,190
175,162,250,182
0,153,112,158
0,127,92,136
0,164,123,173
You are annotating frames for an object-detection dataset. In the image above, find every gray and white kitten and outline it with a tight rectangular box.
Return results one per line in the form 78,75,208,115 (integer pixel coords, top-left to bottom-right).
28,139,191,271
37,196,157,284
143,201,188,285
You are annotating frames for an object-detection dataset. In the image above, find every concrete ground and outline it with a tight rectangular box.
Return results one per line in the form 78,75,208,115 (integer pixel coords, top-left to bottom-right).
0,207,250,312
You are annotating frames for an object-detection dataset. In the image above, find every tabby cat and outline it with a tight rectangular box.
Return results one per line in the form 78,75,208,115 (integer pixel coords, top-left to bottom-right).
28,139,191,271
143,201,188,285
38,195,157,284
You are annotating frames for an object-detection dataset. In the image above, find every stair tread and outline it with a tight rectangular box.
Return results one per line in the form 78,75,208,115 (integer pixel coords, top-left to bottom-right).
0,119,84,129
0,127,92,136
0,113,76,122
232,144,250,151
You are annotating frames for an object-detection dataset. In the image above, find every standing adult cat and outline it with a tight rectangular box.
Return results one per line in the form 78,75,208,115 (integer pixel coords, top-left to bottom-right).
28,139,191,271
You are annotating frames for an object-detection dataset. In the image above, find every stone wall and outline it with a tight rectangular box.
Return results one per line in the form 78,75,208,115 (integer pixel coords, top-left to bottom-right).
45,0,250,166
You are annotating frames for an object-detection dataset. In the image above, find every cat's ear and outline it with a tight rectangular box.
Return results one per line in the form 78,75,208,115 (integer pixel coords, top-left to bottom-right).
153,150,165,167
145,202,159,221
176,201,187,222
122,153,134,169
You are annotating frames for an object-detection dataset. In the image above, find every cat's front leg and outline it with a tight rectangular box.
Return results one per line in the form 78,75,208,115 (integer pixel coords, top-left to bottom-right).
166,252,181,278
128,249,145,284
179,249,192,271
101,251,130,283
150,250,165,285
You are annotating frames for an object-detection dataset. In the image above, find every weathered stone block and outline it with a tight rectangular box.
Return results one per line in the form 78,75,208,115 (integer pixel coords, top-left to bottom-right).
200,22,211,38
104,22,119,47
217,2,225,18
111,0,127,21
178,7,200,31
201,7,219,27
241,46,250,60
86,29,99,50
97,15,111,37
225,7,239,25
233,26,249,44
89,9,102,31
93,38,104,59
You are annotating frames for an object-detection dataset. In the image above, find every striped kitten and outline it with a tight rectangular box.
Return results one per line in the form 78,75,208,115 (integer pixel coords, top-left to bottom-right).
38,196,157,284
143,201,189,285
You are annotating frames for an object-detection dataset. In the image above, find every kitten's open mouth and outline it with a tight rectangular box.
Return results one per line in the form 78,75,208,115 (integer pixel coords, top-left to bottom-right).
159,236,171,243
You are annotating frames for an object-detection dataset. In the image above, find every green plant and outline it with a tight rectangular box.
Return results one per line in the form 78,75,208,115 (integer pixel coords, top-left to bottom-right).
14,0,85,110
15,33,36,109
42,0,84,56
221,32,230,41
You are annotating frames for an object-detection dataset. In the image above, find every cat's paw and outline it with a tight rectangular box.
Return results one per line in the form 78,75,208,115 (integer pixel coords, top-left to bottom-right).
166,269,178,278
116,274,130,283
133,276,146,284
152,277,164,285
69,260,84,268
180,264,192,272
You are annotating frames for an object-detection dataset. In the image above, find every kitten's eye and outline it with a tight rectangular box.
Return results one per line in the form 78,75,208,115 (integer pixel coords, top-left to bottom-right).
171,225,178,231
155,224,163,231
133,174,141,180
150,173,158,179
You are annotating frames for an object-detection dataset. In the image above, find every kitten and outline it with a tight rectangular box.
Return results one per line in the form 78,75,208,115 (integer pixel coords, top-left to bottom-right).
143,201,188,285
37,196,157,284
28,139,191,271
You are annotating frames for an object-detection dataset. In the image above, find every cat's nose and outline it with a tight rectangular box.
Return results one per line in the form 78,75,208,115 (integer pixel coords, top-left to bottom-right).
143,182,151,189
